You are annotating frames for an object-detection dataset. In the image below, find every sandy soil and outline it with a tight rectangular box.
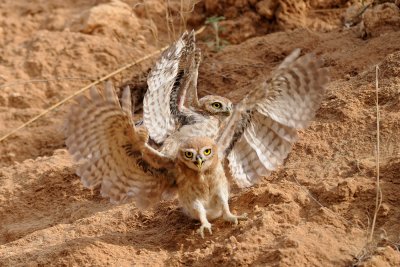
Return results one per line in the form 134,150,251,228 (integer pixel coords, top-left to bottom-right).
1,0,400,266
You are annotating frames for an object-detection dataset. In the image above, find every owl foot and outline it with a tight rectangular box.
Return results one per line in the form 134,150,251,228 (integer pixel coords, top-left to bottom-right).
197,222,212,238
223,212,248,225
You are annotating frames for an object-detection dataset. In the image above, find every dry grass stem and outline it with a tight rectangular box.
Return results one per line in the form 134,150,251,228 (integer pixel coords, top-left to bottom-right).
165,0,176,42
143,0,159,46
0,26,206,143
0,77,95,89
291,175,353,226
353,65,384,266
369,65,383,242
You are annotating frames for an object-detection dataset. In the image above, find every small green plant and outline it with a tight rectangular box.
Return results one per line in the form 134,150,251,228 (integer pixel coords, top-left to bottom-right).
205,16,229,51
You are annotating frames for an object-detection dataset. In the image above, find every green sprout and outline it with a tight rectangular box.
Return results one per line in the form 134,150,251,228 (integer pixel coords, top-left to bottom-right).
205,16,229,51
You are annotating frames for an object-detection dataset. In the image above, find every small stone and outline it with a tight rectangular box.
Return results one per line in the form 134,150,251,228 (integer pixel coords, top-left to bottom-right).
229,235,238,244
256,0,279,20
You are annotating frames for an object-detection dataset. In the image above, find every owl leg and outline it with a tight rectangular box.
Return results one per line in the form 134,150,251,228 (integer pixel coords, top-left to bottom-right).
218,188,247,225
193,200,212,238
221,202,248,225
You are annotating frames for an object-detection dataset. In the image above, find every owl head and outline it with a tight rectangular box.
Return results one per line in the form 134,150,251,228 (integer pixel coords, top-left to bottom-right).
178,137,218,172
198,95,232,117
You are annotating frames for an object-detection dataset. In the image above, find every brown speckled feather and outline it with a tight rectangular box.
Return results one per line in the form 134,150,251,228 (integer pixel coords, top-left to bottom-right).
143,31,198,144
218,49,328,187
64,81,174,208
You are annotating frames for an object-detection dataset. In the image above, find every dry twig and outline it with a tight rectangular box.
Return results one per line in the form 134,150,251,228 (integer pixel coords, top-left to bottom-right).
352,65,383,266
369,65,383,242
0,26,205,143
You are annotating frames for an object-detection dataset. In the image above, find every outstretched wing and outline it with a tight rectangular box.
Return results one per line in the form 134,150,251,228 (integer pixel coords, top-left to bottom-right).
181,47,201,109
218,49,328,187
64,81,174,208
143,30,201,144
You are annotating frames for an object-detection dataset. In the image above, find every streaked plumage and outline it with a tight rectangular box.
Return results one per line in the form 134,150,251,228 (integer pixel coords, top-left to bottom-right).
64,82,174,208
174,137,247,238
143,31,232,146
65,84,245,237
64,31,328,237
218,49,328,187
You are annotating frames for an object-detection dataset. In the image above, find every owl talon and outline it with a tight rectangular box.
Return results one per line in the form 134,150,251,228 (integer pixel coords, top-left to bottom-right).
224,213,248,225
224,215,238,225
238,213,248,220
197,222,212,238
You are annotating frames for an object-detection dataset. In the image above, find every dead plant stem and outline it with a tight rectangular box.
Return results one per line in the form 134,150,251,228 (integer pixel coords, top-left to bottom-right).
369,65,382,242
0,26,206,143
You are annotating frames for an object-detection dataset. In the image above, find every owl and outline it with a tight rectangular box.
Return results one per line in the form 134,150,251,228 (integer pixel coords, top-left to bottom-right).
143,31,233,146
169,136,248,237
65,83,247,237
64,33,328,237
141,135,248,237
144,32,328,187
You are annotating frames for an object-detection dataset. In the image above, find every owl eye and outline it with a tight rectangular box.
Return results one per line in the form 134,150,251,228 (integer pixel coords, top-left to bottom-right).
211,102,222,109
184,151,193,158
203,148,212,156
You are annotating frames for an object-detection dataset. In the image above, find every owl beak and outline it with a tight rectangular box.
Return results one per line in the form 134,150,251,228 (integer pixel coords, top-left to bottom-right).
196,156,203,169
222,109,231,116
223,106,232,116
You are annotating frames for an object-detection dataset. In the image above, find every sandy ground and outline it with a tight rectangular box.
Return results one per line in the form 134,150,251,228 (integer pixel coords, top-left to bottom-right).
0,0,400,266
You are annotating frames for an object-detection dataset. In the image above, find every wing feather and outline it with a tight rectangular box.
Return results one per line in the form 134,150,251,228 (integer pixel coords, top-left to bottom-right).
143,33,187,143
143,30,206,144
218,49,328,187
65,82,174,208
180,46,201,109
243,113,294,170
227,138,270,187
143,31,201,144
257,52,328,129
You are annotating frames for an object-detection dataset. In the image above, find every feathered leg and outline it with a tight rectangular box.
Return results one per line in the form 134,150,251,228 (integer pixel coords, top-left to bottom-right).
193,200,212,238
218,185,247,225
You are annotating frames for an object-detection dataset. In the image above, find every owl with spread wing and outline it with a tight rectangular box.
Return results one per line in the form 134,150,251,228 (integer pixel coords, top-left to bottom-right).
64,32,328,237
142,31,233,154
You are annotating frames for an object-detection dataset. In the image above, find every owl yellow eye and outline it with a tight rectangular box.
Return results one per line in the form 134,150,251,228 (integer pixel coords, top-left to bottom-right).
184,151,193,158
203,149,212,156
211,102,222,109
